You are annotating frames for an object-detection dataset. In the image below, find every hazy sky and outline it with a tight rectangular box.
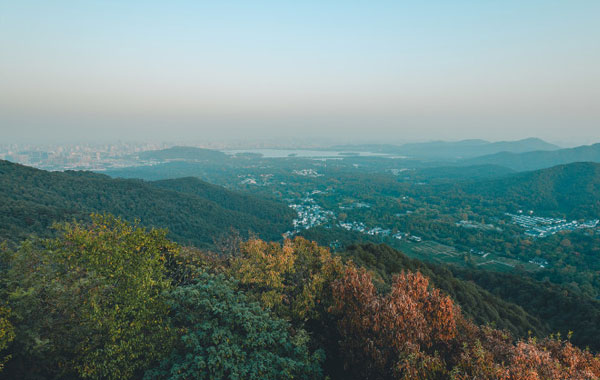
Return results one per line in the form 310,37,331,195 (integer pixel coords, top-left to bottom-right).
1,1,599,145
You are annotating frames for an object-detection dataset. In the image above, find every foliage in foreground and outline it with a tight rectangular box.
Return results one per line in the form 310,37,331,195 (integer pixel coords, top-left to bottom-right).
145,272,323,380
0,306,14,372
1,215,176,379
329,265,600,380
0,217,599,380
227,238,344,323
331,267,458,379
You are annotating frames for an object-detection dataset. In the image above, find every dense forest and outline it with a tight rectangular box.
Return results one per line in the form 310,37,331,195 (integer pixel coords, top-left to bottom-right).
150,177,289,223
450,267,600,351
457,162,600,218
0,160,294,247
398,162,600,219
3,159,600,379
7,158,600,298
340,243,600,351
1,217,598,379
408,164,516,181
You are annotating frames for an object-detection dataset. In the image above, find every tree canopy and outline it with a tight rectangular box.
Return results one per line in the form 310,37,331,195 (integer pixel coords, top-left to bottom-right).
1,217,599,380
145,272,323,380
2,215,176,379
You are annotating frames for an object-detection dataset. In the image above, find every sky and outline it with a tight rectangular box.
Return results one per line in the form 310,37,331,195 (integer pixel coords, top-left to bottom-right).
1,1,599,145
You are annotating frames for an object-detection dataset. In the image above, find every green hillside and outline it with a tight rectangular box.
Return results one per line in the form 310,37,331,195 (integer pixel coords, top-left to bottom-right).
341,243,547,338
451,267,600,351
151,177,288,222
461,162,600,218
410,164,516,181
0,160,294,247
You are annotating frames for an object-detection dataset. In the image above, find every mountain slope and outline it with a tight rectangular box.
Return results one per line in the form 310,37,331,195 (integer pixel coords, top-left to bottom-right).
459,162,600,218
0,160,294,247
150,177,287,222
342,243,600,351
410,164,516,181
462,142,600,171
451,267,600,351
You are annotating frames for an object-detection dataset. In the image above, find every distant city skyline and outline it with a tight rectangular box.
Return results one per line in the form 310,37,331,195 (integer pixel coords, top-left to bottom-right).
1,1,599,145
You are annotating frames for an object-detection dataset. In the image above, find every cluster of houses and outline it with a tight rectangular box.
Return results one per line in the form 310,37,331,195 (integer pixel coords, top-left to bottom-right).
288,198,334,233
338,221,393,237
338,221,369,233
365,226,391,236
286,193,424,244
239,173,273,186
506,213,599,238
528,257,549,268
338,221,421,241
292,169,323,177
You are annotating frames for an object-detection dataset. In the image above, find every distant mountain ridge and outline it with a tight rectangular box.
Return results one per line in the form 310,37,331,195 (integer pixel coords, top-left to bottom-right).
0,160,294,247
331,138,560,159
461,142,600,171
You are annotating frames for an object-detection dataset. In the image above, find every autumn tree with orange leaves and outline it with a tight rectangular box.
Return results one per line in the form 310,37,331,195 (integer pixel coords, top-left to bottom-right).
330,266,458,379
227,237,344,323
330,265,600,380
452,326,600,380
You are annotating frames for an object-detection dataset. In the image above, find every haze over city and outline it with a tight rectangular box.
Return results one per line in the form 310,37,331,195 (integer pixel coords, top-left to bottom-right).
1,1,599,145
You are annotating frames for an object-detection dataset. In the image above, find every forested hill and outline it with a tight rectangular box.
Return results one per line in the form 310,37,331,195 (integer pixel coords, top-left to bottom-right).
151,177,286,222
341,243,547,339
459,161,600,218
410,164,516,181
461,142,600,171
341,243,600,351
3,220,599,379
0,160,294,247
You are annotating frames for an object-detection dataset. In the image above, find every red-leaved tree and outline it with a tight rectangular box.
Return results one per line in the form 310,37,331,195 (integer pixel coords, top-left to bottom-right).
331,266,458,379
331,265,600,380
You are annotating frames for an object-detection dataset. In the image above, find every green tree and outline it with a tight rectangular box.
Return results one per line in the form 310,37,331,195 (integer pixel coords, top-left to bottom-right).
4,214,176,379
0,305,14,372
228,237,344,323
145,272,323,380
